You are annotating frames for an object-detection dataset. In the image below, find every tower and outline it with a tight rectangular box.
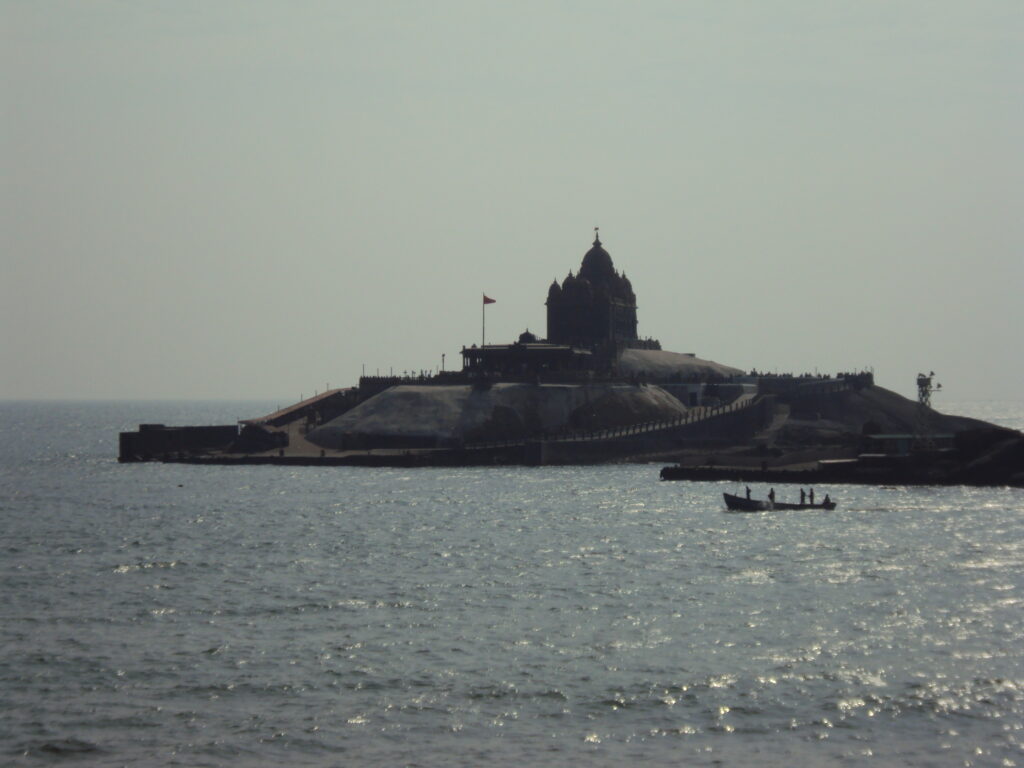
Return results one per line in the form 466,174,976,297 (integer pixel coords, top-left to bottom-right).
916,372,939,408
545,230,638,349
915,371,941,450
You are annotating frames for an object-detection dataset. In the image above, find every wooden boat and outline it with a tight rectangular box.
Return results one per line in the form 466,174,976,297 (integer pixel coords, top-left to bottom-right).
723,492,836,512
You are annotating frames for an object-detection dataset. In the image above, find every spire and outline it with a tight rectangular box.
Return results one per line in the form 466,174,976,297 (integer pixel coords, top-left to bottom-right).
580,229,613,282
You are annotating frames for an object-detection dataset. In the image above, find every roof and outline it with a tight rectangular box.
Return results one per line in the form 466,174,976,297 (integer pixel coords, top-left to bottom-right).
463,343,590,355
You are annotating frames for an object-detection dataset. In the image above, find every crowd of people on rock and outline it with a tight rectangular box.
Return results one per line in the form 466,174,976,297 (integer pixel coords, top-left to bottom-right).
746,369,872,380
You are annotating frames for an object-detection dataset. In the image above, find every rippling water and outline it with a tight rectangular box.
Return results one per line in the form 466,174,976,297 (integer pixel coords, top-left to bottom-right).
1,400,1022,766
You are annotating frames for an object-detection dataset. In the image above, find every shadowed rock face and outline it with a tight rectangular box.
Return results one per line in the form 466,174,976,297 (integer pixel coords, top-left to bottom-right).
954,430,1024,485
305,383,689,449
804,386,991,436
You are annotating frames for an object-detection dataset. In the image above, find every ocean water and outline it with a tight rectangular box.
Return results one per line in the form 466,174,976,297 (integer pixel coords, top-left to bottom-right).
1,400,1022,767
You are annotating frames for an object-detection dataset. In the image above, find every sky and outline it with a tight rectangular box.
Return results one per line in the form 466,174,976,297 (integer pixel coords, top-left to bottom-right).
3,1,1022,403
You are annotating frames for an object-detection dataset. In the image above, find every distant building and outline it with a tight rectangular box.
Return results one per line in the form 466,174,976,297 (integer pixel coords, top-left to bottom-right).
462,232,662,379
460,334,594,380
546,233,647,350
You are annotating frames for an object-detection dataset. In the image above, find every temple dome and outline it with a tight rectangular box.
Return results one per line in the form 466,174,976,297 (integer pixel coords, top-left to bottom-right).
579,237,615,283
562,273,592,299
546,231,644,348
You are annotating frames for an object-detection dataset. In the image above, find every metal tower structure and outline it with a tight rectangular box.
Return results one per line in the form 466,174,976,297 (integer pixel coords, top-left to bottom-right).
917,371,940,408
915,371,941,449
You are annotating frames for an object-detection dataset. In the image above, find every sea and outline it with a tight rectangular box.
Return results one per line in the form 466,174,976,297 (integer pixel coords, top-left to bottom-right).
1,400,1022,767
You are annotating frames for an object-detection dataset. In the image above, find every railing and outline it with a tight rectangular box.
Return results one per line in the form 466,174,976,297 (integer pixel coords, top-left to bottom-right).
464,394,763,451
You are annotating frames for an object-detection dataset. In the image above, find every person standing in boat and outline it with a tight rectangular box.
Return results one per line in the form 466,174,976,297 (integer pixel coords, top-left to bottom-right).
768,488,775,503
809,488,815,505
745,486,751,499
800,488,806,505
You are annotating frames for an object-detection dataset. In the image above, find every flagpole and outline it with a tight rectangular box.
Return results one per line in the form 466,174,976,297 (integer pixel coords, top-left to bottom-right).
481,294,495,346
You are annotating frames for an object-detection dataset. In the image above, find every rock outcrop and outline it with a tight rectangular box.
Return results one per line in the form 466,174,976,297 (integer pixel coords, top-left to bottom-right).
775,385,992,446
306,383,689,449
617,349,743,380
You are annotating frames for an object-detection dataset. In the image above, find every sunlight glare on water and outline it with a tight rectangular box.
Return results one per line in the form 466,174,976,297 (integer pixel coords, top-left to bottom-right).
0,401,1022,766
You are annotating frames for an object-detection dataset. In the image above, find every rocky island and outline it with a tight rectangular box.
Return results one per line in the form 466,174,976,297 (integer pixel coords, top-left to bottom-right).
119,234,1023,486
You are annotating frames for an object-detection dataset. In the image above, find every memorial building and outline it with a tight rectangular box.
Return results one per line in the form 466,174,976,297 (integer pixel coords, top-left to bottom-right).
461,232,660,379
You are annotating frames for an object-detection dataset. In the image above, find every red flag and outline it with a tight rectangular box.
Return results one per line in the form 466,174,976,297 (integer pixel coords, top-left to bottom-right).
483,294,496,304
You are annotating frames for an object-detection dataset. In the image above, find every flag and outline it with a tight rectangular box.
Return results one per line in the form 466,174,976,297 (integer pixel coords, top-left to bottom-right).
483,294,496,304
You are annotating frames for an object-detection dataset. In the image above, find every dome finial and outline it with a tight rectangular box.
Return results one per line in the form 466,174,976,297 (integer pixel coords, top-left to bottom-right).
593,225,601,246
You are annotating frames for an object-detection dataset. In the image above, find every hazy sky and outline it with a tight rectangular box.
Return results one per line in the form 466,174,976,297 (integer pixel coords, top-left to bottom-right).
3,1,1022,402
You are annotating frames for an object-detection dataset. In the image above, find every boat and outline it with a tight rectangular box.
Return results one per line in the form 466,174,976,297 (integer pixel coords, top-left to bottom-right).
723,492,836,512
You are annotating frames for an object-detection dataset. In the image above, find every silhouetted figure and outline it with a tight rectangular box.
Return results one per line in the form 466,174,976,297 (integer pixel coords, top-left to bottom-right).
745,486,751,499
800,488,806,505
823,494,831,505
768,488,775,503
809,489,815,505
